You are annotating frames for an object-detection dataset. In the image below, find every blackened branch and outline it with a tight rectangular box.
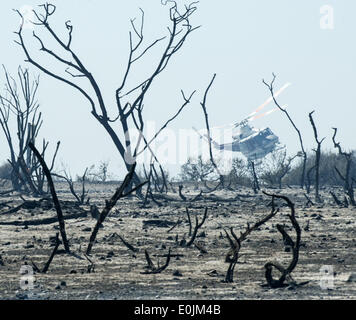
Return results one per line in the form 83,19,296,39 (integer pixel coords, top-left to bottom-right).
263,74,307,189
141,248,171,274
262,191,302,288
185,207,208,247
224,197,279,283
29,142,70,253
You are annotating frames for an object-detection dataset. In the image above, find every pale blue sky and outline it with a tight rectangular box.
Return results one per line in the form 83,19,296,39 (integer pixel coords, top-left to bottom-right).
0,0,354,178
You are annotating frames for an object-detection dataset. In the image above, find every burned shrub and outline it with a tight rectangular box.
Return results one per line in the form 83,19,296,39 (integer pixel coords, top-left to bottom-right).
179,156,216,183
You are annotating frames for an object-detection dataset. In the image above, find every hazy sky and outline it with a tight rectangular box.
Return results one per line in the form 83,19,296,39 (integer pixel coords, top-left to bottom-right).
0,0,354,178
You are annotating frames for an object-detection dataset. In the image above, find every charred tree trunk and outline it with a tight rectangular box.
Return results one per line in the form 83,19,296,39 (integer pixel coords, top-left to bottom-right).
250,161,260,194
0,66,59,195
224,198,279,283
29,142,70,253
309,111,325,203
199,74,224,188
332,128,355,206
262,192,302,288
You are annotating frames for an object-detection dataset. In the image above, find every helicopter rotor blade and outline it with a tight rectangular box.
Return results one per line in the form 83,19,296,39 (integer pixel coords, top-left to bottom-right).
192,126,221,148
247,82,291,119
192,126,211,142
192,126,204,138
204,82,291,130
248,105,287,121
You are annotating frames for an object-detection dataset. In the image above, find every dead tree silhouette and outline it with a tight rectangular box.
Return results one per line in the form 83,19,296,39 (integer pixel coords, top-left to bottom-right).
199,74,225,189
224,199,279,283
308,111,325,203
0,66,59,195
14,2,198,196
52,168,90,205
263,74,307,189
29,142,70,253
262,191,303,288
332,128,355,206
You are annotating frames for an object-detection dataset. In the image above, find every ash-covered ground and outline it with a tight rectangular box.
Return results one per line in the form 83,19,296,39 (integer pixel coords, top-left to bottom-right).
0,182,355,300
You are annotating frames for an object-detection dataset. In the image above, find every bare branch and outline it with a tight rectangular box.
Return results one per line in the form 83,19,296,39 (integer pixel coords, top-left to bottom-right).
185,207,208,247
141,248,171,274
29,142,70,253
263,74,307,188
262,191,302,288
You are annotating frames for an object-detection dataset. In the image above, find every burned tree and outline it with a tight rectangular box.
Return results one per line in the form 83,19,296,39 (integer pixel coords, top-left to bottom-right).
263,74,307,189
198,74,225,189
178,185,187,202
332,128,355,206
260,149,298,189
179,156,215,183
308,111,325,203
0,66,59,195
224,198,279,283
14,2,198,194
0,66,40,193
141,248,171,274
141,162,164,207
52,168,90,205
175,207,208,247
262,192,303,288
148,162,168,194
29,142,70,253
249,160,260,193
185,207,208,247
94,161,110,183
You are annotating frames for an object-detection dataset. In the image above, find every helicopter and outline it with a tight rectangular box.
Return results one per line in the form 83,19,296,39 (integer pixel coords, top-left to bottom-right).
193,82,291,162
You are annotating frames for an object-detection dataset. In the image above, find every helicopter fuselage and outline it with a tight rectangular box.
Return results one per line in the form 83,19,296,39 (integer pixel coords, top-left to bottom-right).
215,124,280,161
